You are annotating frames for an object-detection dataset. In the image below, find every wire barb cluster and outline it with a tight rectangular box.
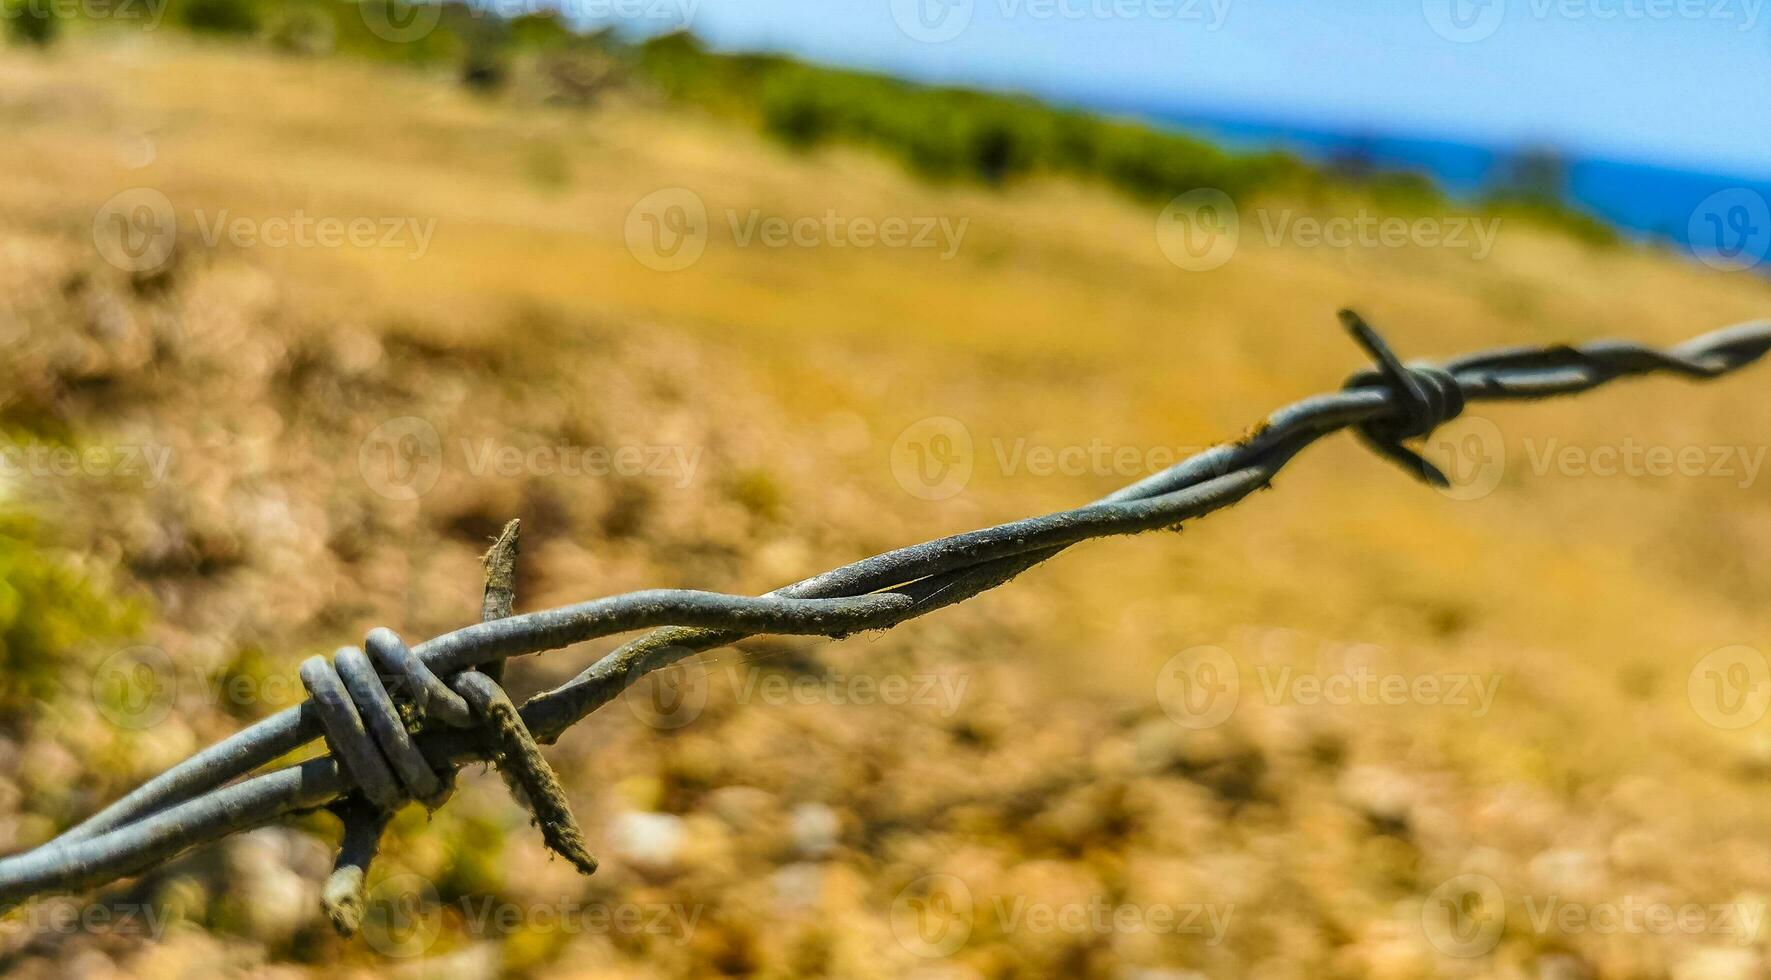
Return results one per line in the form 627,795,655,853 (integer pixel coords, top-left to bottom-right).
1340,309,1469,485
305,521,596,934
1,311,1767,924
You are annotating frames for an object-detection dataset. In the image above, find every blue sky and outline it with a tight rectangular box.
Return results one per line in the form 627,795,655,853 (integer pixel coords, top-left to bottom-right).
585,0,1771,179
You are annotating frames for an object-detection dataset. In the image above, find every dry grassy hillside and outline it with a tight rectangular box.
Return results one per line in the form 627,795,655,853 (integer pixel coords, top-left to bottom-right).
1,34,1769,980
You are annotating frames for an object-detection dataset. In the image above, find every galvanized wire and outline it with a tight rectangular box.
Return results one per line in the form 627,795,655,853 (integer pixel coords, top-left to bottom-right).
2,311,1767,912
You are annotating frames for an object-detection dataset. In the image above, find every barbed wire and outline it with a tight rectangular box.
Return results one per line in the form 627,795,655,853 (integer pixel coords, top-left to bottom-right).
2,310,1767,930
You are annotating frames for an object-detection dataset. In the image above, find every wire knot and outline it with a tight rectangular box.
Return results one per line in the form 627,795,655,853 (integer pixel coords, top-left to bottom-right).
299,628,598,875
1338,309,1465,487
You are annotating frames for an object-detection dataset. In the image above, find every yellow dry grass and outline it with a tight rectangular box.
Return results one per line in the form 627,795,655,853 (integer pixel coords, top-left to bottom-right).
1,33,1769,979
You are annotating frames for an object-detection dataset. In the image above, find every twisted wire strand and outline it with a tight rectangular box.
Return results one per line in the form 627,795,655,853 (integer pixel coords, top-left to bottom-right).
300,642,450,812
3,313,1767,908
321,522,529,936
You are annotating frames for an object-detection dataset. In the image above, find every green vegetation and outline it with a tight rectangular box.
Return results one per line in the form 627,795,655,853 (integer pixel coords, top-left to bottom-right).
179,0,261,34
0,511,139,715
638,32,1306,201
81,1,1612,241
631,33,1612,241
3,0,61,46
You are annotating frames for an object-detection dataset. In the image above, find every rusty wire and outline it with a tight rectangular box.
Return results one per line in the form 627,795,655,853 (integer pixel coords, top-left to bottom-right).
2,310,1768,925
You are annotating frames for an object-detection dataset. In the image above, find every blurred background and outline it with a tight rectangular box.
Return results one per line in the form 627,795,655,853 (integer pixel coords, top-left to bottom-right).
0,0,1769,977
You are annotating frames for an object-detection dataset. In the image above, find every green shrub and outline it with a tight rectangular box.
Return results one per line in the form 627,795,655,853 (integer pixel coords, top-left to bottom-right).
4,2,59,47
180,0,260,35
642,32,1290,202
1482,193,1617,245
630,30,1612,243
460,44,507,91
0,512,139,716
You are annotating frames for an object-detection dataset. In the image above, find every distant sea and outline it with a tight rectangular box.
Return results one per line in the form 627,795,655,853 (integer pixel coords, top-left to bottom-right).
621,23,1771,269
1105,103,1771,268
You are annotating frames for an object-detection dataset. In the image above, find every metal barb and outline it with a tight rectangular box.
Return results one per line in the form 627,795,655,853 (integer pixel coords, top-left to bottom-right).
1338,309,1467,487
2,313,1767,912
